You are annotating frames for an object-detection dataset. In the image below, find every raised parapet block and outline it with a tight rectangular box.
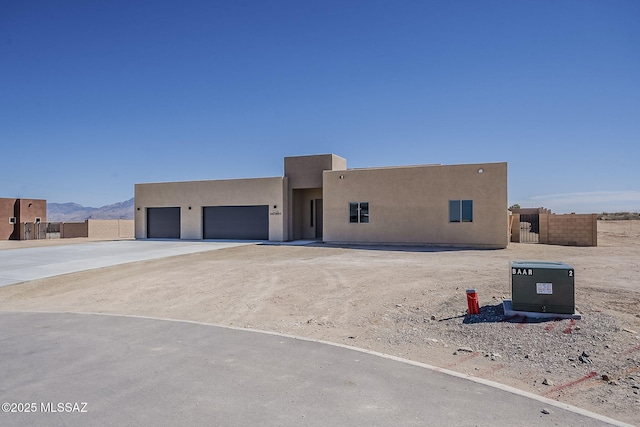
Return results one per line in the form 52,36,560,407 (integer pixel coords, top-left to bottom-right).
284,154,346,189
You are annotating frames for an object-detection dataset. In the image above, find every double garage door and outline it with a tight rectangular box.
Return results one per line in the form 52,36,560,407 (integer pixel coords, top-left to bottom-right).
147,206,269,240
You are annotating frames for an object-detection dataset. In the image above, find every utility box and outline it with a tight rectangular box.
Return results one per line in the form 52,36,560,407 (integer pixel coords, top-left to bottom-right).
511,261,575,314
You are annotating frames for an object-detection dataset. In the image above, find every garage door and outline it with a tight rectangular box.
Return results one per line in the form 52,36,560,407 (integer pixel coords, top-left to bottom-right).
147,207,180,238
203,206,269,240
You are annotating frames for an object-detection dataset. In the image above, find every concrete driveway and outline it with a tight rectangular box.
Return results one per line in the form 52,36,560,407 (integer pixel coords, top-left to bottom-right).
0,312,630,427
0,240,256,287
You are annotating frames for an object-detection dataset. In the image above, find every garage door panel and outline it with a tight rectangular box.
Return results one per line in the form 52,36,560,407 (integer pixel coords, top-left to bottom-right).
203,206,268,240
147,207,180,239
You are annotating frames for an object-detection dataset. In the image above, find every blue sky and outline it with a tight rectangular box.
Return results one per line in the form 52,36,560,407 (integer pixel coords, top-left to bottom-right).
2,0,639,213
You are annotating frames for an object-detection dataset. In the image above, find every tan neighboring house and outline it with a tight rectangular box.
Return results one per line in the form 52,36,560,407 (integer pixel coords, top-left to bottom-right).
135,154,508,248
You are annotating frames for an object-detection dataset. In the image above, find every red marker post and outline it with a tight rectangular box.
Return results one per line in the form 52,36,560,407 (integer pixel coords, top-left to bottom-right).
466,288,480,315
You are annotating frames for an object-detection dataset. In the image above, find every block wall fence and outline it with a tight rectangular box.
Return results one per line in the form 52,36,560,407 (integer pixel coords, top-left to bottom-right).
87,219,134,239
510,213,597,246
60,222,88,238
539,213,597,246
60,220,134,239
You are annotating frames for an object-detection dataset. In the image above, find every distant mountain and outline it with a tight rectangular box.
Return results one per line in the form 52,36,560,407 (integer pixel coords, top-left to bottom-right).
47,198,134,222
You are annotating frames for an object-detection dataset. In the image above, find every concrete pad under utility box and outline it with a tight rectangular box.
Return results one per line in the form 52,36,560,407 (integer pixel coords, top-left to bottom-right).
503,299,582,320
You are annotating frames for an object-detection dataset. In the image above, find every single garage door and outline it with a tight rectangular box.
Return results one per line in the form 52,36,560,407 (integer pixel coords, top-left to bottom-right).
147,207,181,238
203,205,269,240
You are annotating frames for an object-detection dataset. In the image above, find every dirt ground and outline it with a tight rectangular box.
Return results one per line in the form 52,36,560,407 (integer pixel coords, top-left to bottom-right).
1,221,639,425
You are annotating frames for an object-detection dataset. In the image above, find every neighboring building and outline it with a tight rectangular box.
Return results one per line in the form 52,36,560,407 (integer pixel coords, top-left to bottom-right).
135,154,508,248
0,198,47,240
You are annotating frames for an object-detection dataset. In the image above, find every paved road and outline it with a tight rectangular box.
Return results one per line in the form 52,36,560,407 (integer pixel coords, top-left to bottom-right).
0,312,630,427
0,240,256,287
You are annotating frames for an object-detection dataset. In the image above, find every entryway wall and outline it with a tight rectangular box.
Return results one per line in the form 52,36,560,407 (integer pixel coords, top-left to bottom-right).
291,188,322,240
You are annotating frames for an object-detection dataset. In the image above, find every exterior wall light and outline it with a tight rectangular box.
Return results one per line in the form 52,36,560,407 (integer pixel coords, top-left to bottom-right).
478,168,484,174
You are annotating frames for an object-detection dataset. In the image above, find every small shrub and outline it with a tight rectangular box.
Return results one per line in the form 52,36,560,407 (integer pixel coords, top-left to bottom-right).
597,212,640,220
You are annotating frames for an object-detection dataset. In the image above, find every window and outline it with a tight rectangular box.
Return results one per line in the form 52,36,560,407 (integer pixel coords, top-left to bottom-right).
35,217,42,224
449,200,473,223
9,217,16,224
462,200,473,222
349,202,369,223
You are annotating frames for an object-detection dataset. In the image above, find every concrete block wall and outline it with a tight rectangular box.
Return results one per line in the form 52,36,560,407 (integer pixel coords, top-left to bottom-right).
61,222,89,238
115,220,134,238
539,214,548,243
87,220,134,239
60,220,134,239
539,213,597,246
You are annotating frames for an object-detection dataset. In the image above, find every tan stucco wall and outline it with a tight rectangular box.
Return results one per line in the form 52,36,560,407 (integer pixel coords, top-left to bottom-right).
135,177,288,240
322,162,508,248
17,199,47,224
510,213,520,243
0,198,15,240
2,199,47,240
284,154,346,240
284,154,346,189
291,188,323,240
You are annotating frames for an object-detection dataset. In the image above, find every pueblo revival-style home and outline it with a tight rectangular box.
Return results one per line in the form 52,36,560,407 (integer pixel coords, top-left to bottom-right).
134,154,508,248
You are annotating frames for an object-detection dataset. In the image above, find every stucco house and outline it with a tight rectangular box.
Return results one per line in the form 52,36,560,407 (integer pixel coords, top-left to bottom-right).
134,154,508,248
0,198,47,240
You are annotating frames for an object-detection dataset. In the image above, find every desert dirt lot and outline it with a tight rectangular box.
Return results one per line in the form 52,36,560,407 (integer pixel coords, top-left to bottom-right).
1,221,639,425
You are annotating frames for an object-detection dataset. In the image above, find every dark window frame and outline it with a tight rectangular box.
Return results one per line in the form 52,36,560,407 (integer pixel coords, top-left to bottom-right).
349,202,369,224
449,200,473,223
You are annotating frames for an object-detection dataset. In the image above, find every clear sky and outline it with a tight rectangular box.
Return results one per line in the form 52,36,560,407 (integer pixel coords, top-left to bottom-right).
2,0,639,213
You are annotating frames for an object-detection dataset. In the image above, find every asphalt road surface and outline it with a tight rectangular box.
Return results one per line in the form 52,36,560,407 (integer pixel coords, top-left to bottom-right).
0,311,629,427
